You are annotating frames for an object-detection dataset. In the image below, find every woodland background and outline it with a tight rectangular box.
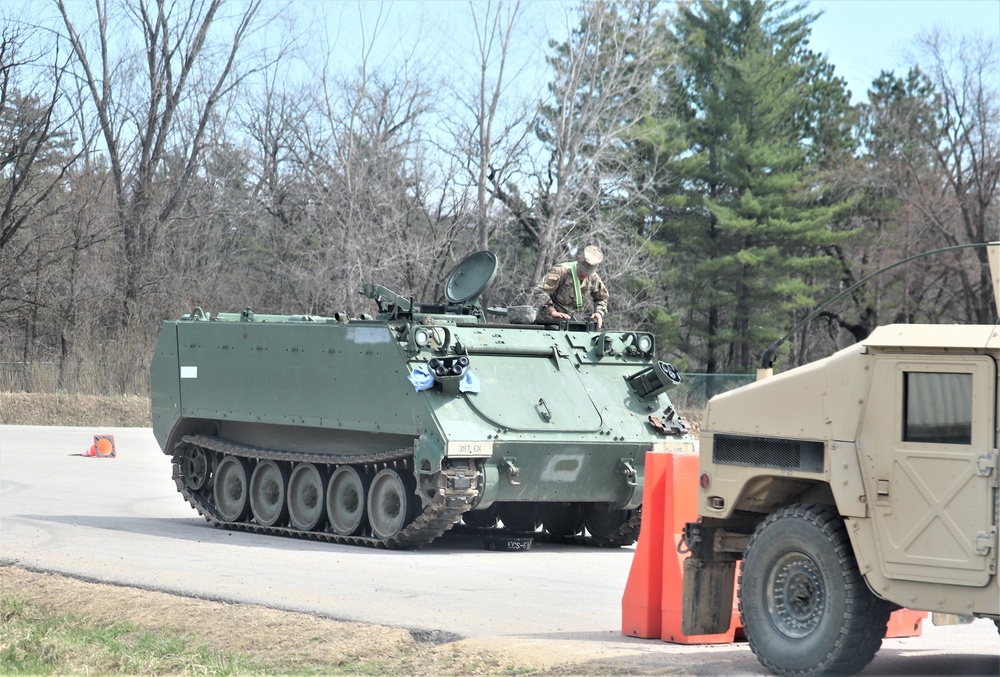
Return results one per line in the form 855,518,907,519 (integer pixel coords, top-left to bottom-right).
1,0,997,396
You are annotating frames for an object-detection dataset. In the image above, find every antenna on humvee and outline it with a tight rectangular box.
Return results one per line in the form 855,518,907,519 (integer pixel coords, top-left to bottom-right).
988,241,1000,314
757,241,1000,380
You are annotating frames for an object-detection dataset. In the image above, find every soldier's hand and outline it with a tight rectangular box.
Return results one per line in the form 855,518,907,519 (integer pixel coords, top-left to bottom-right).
551,311,571,320
591,313,603,329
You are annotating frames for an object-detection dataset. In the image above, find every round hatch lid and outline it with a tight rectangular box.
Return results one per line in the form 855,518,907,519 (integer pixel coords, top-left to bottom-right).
444,250,498,303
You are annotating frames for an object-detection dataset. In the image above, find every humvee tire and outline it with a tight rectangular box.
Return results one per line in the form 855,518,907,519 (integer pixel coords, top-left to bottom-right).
738,504,892,676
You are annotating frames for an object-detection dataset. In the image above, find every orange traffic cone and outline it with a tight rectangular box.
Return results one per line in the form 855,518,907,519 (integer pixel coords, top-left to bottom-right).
84,434,116,458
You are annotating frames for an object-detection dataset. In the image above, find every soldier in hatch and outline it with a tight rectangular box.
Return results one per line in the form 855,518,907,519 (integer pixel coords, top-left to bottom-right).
532,244,609,329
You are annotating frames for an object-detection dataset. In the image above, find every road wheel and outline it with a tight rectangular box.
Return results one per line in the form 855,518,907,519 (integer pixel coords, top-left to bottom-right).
739,503,891,677
497,502,539,532
213,455,251,522
463,504,498,528
326,466,370,536
582,502,630,538
540,502,584,536
287,463,327,531
250,460,290,527
367,468,417,540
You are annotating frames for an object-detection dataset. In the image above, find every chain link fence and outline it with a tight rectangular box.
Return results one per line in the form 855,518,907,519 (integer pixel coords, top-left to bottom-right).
0,362,59,392
670,373,756,413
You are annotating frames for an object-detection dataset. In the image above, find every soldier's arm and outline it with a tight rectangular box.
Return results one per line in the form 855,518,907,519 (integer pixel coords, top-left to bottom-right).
591,274,609,320
533,267,568,321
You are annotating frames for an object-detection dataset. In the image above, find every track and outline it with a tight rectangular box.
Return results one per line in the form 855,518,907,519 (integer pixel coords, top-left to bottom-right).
172,434,477,549
172,434,642,549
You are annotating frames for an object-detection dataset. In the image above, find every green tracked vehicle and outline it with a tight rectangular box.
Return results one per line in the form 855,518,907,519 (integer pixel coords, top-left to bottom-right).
150,251,694,549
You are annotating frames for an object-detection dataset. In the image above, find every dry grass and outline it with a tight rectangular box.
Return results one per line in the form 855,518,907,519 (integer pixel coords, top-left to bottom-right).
0,392,150,427
0,567,542,675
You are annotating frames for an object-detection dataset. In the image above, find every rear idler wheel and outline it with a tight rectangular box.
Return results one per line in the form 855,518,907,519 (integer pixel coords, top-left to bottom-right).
367,467,418,540
250,460,290,527
181,444,211,491
213,455,251,522
583,502,631,538
326,466,370,536
498,502,540,532
540,502,584,536
287,463,327,531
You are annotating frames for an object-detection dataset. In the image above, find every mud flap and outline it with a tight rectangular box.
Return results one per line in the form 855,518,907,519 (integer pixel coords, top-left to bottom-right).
681,558,736,636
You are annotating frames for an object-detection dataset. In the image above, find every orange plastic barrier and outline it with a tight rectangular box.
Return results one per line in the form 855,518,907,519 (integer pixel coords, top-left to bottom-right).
621,451,668,638
622,450,739,644
885,608,927,638
622,449,924,644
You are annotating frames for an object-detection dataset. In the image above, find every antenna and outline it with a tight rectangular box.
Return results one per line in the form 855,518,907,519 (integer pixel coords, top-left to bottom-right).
758,242,1000,376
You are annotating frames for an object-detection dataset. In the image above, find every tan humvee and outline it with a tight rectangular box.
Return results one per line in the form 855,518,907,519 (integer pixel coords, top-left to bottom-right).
681,246,1000,676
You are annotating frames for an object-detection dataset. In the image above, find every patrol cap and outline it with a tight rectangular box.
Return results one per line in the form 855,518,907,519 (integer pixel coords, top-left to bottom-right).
577,245,603,275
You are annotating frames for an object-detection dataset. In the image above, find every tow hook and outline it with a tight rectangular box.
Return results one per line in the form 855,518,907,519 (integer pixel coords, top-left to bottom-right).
680,521,701,554
500,457,521,486
618,458,637,486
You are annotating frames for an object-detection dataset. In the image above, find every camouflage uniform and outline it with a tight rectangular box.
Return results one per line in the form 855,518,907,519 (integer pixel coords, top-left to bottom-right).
533,246,609,323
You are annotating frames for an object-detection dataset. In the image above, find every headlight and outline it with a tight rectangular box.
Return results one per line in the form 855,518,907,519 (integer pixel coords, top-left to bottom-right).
413,328,430,347
637,334,653,354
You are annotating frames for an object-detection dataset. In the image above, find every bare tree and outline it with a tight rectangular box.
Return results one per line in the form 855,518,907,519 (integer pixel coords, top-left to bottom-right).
0,21,75,253
491,0,661,285
917,28,1000,322
232,4,464,318
0,18,89,389
438,0,536,253
56,0,267,328
812,29,998,366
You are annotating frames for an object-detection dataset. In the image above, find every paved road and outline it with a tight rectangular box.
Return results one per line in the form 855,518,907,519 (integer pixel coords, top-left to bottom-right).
1,424,997,674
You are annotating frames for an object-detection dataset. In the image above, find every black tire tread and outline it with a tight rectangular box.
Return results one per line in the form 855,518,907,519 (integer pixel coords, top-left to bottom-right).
738,503,892,677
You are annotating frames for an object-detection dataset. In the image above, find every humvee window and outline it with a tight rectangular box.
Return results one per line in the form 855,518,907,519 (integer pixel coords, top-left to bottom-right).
903,372,972,445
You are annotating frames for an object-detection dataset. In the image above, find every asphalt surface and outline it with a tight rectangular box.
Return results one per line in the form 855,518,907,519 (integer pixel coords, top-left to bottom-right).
1,424,998,674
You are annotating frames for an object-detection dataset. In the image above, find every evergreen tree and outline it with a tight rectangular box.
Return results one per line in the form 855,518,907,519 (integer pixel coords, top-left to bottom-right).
637,0,856,373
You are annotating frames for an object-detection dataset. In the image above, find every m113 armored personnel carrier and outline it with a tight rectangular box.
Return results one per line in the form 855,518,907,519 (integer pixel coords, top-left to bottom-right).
150,251,693,548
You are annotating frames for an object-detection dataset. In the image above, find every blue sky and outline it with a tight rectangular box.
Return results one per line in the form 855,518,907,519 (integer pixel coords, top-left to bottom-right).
809,0,1000,102
306,0,999,105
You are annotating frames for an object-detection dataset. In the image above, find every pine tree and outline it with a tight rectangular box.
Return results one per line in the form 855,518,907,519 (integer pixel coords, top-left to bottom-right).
637,0,856,373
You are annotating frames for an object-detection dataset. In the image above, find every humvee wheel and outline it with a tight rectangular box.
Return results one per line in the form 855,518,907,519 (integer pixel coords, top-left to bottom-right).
327,466,370,536
288,463,326,531
582,503,630,538
498,502,539,532
250,460,290,527
540,502,584,536
181,444,210,491
739,504,891,677
367,468,417,540
214,455,251,522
